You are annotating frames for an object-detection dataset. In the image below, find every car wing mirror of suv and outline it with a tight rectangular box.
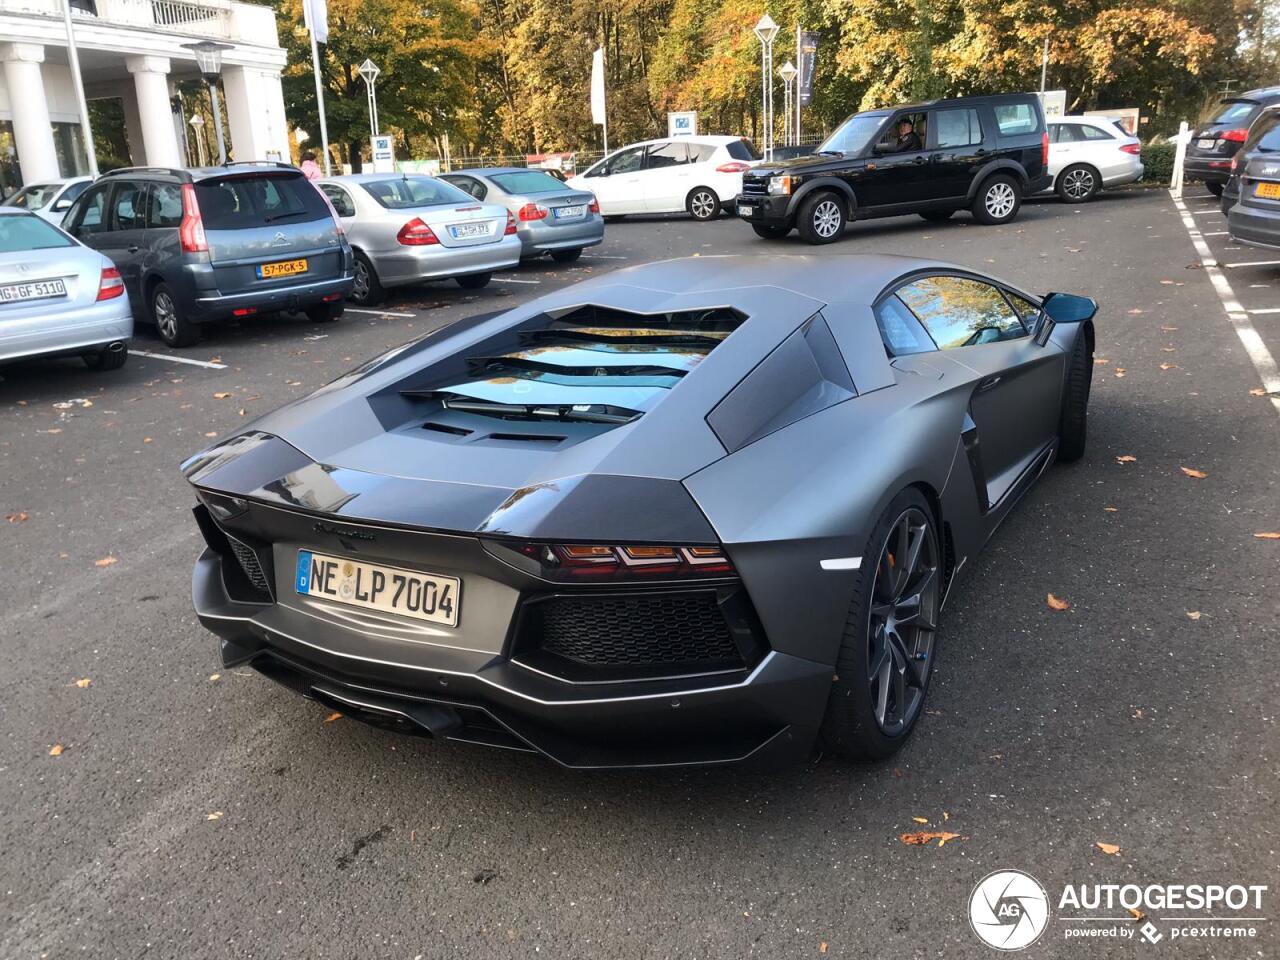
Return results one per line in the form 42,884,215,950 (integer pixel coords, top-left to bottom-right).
871,141,894,155
1033,292,1097,345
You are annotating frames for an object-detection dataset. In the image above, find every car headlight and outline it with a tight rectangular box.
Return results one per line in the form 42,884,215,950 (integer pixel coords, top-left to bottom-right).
768,175,792,196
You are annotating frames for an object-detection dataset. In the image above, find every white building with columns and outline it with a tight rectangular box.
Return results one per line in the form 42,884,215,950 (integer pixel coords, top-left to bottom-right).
0,0,291,193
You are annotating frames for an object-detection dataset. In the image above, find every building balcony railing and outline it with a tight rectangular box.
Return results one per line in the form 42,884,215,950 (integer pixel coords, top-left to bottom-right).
0,0,234,40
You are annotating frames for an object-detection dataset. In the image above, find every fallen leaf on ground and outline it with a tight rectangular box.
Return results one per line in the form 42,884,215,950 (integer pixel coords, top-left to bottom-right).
911,816,929,824
1114,368,1127,378
1180,466,1208,479
900,831,964,847
1116,455,1137,463
44,428,62,434
1250,388,1268,397
1047,593,1070,611
1129,907,1146,922
208,673,221,682
206,811,224,821
213,392,232,399
1160,325,1178,332
1186,610,1202,620
48,743,65,756
74,678,91,688
1255,532,1280,540
820,943,829,954
1094,357,1110,365
5,511,28,522
1096,841,1121,855
94,555,118,567
204,431,217,438
237,408,246,417
1104,506,1118,512
1126,308,1144,315
1159,362,1177,371
323,711,343,723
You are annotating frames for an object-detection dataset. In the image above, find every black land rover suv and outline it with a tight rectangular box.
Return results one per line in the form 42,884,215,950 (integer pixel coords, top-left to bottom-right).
737,93,1051,243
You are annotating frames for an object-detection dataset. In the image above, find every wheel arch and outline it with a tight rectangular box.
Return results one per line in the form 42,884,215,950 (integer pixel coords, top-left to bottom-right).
965,161,1029,202
787,178,857,218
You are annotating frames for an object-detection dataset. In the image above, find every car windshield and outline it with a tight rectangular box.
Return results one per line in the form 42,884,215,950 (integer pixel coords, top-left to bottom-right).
0,213,73,251
489,171,567,194
2,183,60,211
194,174,331,229
361,176,473,209
817,116,887,155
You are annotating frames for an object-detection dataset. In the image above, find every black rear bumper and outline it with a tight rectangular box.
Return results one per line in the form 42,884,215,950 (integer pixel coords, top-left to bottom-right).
1184,156,1234,185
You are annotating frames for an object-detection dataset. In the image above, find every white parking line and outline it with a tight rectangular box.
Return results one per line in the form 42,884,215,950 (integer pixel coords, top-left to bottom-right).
345,307,416,318
1248,307,1280,314
1203,231,1229,236
1171,192,1280,415
491,277,542,284
1224,260,1280,268
1190,209,1223,216
130,350,227,370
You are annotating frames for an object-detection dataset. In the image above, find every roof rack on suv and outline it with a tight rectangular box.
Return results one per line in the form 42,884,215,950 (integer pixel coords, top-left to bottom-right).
100,166,186,178
221,160,298,170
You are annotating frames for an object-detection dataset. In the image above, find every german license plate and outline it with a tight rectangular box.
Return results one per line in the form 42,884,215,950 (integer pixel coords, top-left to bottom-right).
0,278,66,304
1255,181,1280,200
257,258,308,279
295,550,460,627
1197,138,1216,149
554,205,584,219
449,222,490,239
739,205,755,217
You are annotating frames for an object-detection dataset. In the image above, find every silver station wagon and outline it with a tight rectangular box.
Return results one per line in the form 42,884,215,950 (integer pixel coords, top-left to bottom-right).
316,174,521,305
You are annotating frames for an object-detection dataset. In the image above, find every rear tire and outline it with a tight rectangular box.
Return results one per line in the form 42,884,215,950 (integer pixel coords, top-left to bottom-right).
819,487,942,761
150,282,199,348
797,192,846,244
971,174,1022,225
1055,164,1099,203
305,302,343,323
1056,329,1093,463
687,187,721,221
918,209,955,222
83,345,128,371
456,272,491,290
551,248,583,263
1206,181,1225,198
752,223,791,240
350,251,384,306
604,215,626,223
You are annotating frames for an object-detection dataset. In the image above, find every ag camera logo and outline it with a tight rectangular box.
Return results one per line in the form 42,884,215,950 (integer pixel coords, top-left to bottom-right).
970,869,1051,950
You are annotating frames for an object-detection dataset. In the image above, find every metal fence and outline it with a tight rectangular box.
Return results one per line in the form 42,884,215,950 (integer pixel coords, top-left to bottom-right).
0,0,233,38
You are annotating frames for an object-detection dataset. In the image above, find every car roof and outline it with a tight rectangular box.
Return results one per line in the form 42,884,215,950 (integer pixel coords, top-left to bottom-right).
616,135,745,150
1233,87,1280,102
100,163,302,182
446,167,559,178
16,175,92,187
855,92,1038,117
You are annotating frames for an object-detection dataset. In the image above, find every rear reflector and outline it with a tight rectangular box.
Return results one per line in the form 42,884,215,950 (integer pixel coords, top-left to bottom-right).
1042,130,1049,168
232,307,257,317
1119,142,1141,155
179,183,208,254
322,292,342,302
95,266,124,301
397,217,439,245
588,197,600,214
505,210,517,235
716,161,751,173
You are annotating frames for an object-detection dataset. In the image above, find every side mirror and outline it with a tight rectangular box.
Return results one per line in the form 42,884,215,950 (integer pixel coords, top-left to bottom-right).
1041,292,1097,323
872,141,894,155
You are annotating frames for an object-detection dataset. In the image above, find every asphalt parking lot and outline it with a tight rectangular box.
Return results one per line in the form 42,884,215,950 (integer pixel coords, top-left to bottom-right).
2,187,1277,959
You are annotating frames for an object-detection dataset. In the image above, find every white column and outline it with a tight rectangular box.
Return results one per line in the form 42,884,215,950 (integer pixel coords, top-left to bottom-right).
126,55,181,168
222,65,291,162
0,43,59,182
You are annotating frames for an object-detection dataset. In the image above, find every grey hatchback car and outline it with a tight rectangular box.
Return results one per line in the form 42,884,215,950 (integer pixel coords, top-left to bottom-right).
62,163,353,347
440,167,603,262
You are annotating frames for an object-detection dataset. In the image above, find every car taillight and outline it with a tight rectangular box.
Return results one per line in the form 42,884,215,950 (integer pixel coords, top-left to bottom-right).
1042,130,1049,167
1119,142,1141,155
1222,128,1249,143
504,210,517,235
588,197,600,214
716,161,750,173
179,183,207,253
396,217,439,245
95,266,124,301
517,202,548,221
488,540,736,581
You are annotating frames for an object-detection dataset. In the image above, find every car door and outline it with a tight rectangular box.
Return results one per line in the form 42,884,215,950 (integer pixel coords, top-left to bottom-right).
98,181,150,303
582,146,646,214
641,140,692,212
894,274,1061,507
63,181,111,250
864,111,931,207
1074,122,1126,179
926,107,986,201
1047,121,1083,179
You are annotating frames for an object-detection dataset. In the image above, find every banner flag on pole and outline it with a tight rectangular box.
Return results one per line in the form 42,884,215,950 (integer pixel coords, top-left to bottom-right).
590,48,606,125
798,30,818,107
303,0,328,44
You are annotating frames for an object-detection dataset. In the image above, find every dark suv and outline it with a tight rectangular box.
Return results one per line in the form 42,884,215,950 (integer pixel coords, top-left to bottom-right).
63,163,353,347
736,93,1051,243
1185,87,1280,197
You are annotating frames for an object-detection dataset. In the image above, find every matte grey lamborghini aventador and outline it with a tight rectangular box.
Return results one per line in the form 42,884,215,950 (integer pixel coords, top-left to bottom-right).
183,254,1097,768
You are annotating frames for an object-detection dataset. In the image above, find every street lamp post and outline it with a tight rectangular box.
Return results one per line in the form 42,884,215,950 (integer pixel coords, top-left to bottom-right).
358,59,380,137
753,14,779,161
188,113,207,166
183,40,232,164
779,60,797,148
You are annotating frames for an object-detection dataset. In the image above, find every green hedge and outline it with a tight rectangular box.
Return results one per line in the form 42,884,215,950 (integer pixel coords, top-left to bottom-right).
1141,142,1177,183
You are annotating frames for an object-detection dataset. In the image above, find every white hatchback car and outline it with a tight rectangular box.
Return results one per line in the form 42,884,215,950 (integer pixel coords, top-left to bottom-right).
1041,117,1144,203
0,176,93,224
567,136,760,220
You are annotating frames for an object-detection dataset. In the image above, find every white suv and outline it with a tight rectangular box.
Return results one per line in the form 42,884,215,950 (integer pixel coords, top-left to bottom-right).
1041,116,1144,203
567,136,760,220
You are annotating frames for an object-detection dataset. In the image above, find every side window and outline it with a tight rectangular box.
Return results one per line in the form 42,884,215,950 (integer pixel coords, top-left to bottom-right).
689,142,717,163
876,295,936,356
68,184,109,235
896,276,1027,349
109,182,147,231
932,108,982,148
1005,291,1041,326
60,180,90,205
874,111,927,152
1053,123,1082,143
318,183,357,217
1079,124,1115,141
645,141,689,169
605,146,644,176
147,183,183,228
993,102,1038,136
